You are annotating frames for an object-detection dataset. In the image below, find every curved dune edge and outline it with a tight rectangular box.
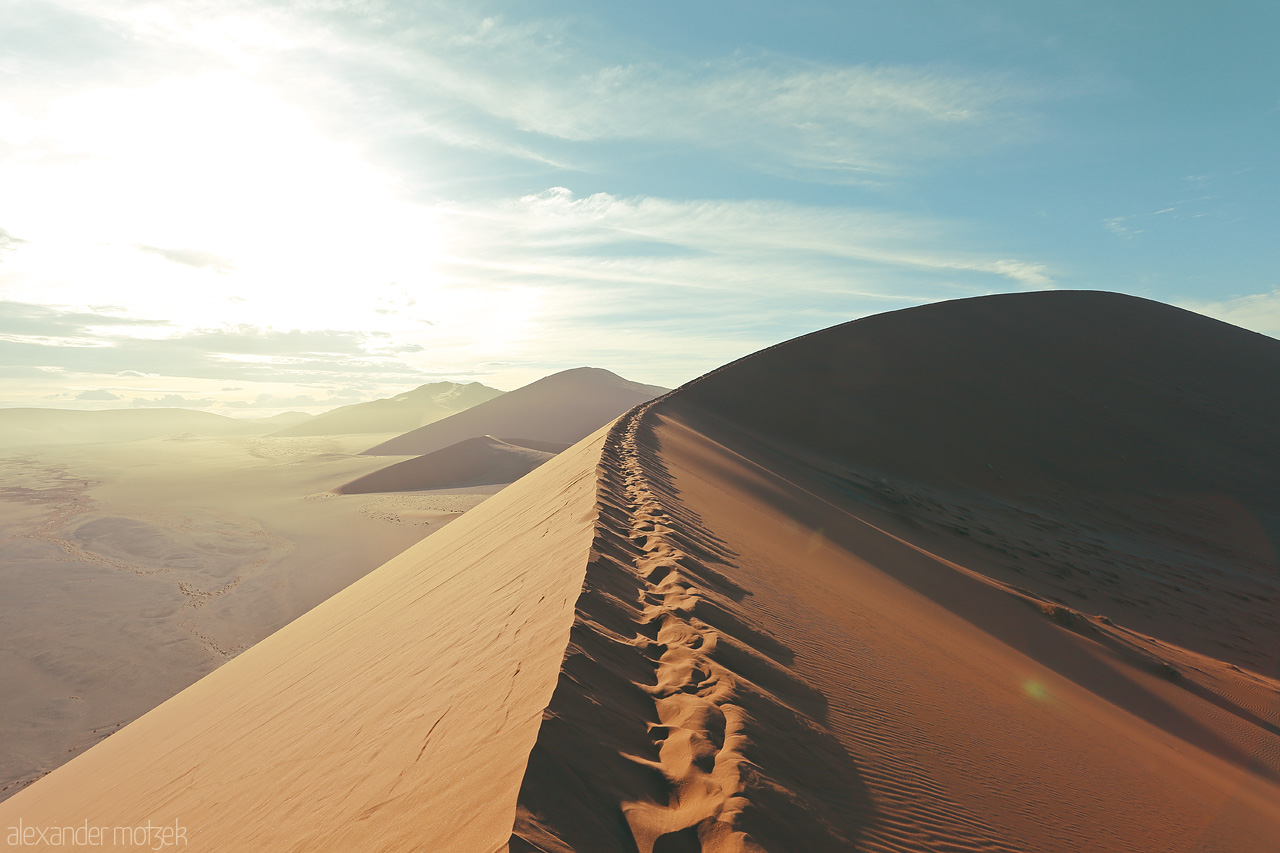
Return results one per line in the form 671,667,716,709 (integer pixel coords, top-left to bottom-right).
510,377,1280,848
0,426,611,852
512,401,862,852
335,436,560,495
4,292,1280,852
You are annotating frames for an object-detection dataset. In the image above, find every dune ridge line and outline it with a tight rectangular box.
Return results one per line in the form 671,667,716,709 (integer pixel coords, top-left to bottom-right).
511,399,855,852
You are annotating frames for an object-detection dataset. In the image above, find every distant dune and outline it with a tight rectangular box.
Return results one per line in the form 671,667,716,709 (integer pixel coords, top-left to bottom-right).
335,436,569,494
363,367,667,456
247,410,313,429
270,381,504,437
4,292,1278,851
0,407,264,446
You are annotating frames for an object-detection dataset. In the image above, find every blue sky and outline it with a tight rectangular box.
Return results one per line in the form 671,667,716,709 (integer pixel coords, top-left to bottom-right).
0,1,1276,412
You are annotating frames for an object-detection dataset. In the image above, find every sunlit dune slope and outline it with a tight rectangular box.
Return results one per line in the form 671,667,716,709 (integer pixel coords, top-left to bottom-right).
0,428,609,851
336,435,569,494
364,367,667,456
512,291,1280,852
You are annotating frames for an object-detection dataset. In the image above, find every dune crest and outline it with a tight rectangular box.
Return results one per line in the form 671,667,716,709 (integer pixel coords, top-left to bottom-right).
511,291,1280,851
363,367,667,457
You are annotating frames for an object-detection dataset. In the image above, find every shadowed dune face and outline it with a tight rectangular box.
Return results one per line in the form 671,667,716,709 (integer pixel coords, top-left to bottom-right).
674,290,1280,502
364,367,668,456
669,291,1280,676
335,436,564,494
514,292,1280,852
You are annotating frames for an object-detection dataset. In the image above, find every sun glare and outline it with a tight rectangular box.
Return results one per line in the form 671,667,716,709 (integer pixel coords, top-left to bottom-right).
2,73,450,334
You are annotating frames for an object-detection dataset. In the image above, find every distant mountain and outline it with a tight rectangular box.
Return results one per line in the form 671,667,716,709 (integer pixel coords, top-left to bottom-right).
270,382,504,437
335,436,570,494
362,368,668,456
0,408,262,446
243,411,314,429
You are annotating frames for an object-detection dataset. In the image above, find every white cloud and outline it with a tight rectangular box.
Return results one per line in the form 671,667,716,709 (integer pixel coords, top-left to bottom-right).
75,388,120,400
1177,289,1280,338
130,393,215,408
0,227,26,255
134,244,233,272
442,187,1052,293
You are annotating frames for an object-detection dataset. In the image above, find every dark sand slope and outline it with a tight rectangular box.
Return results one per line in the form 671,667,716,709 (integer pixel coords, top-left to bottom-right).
0,429,608,851
512,292,1280,852
336,436,568,494
364,367,667,456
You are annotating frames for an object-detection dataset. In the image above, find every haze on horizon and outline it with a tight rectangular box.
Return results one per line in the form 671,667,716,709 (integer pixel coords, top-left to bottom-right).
1,1,1276,416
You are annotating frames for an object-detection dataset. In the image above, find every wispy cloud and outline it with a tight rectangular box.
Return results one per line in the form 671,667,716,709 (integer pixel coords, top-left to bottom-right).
443,187,1052,292
444,57,1037,180
1103,194,1227,239
1178,289,1280,337
0,228,26,256
23,2,1042,184
135,244,233,272
130,393,215,408
75,389,120,400
0,300,170,337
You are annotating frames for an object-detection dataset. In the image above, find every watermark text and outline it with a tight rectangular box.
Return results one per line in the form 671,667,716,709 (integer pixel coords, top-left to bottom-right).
7,818,186,849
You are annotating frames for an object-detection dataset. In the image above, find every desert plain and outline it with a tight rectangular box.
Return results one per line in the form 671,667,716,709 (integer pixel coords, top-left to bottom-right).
0,429,480,800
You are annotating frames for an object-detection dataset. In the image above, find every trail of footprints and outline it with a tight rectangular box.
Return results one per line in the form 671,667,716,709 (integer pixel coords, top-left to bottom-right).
612,410,756,853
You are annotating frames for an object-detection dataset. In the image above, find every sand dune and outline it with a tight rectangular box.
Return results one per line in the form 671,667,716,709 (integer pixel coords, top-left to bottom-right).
0,428,606,851
3,292,1278,851
513,291,1280,851
336,436,570,494
363,367,667,456
0,408,266,446
270,381,503,437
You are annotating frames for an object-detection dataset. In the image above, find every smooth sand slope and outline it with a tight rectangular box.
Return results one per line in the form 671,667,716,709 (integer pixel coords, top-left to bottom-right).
0,432,473,803
364,367,667,456
270,381,503,437
0,427,605,851
4,291,1278,851
336,436,569,494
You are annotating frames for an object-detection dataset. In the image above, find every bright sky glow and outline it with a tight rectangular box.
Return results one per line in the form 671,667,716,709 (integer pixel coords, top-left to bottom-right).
1,1,1276,412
